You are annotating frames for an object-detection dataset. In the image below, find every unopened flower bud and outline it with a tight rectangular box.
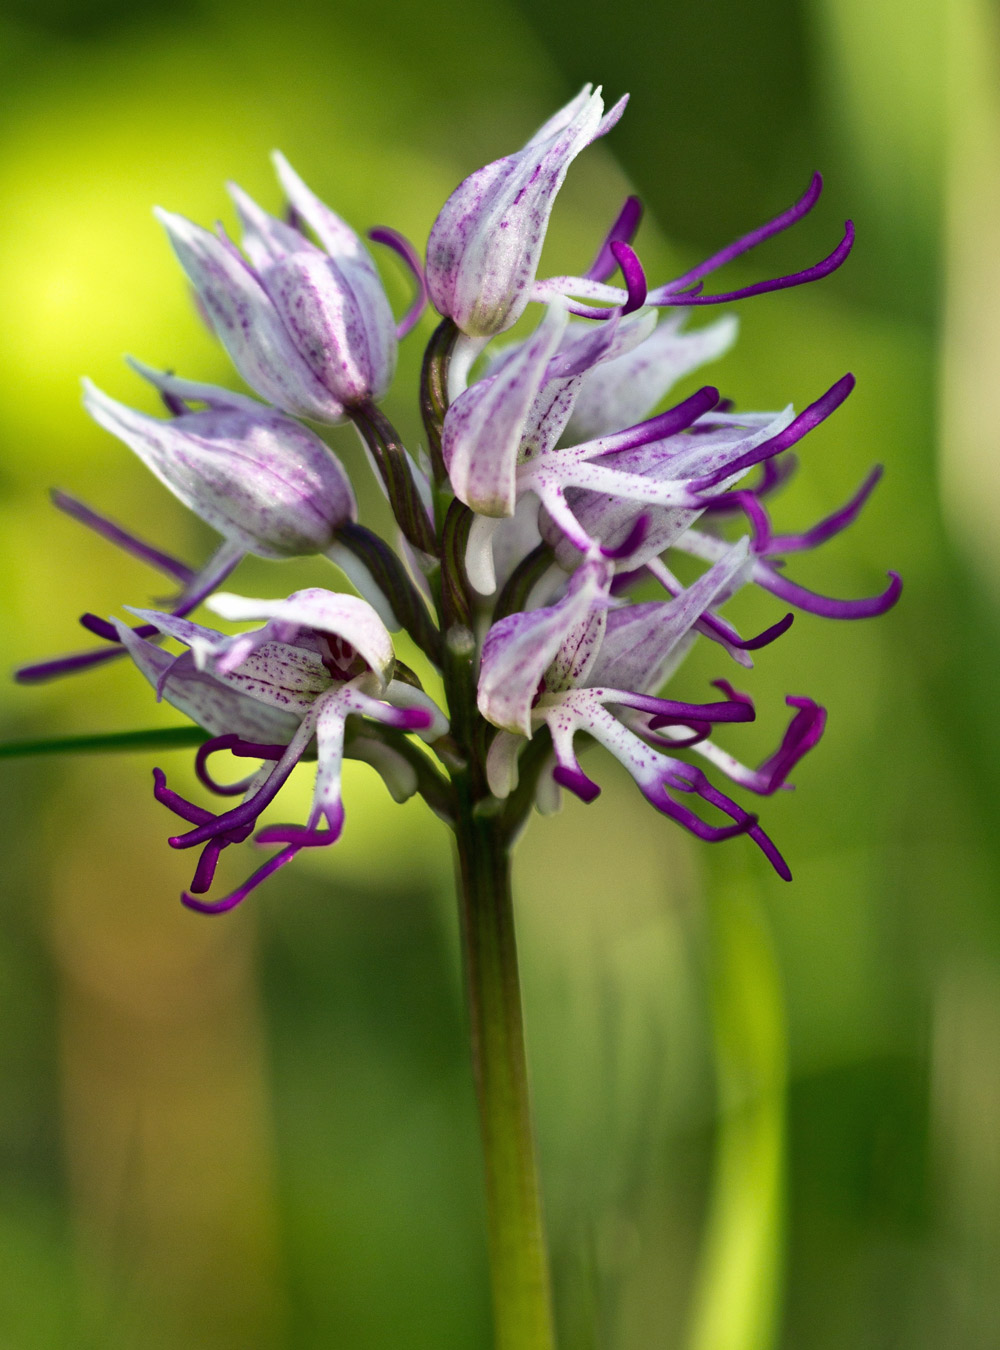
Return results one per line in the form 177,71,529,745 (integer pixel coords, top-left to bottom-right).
155,153,396,421
426,84,627,337
83,364,356,558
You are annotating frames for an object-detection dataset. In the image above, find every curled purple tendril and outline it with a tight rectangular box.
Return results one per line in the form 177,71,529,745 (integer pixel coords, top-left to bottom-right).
369,226,428,339
658,173,825,295
756,565,902,619
708,683,827,794
669,767,791,880
552,763,602,803
595,385,720,458
195,733,286,796
609,240,648,314
153,733,338,911
766,466,883,554
256,801,345,848
755,695,827,792
646,173,854,310
705,465,883,559
169,746,302,849
586,195,643,283
153,766,255,896
613,565,795,656
182,844,300,915
690,373,855,493
628,692,755,729
601,513,651,562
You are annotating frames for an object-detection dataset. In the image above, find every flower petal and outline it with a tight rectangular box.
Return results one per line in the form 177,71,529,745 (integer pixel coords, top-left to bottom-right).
83,377,356,559
443,303,568,516
565,313,738,442
206,588,395,686
588,539,752,691
426,85,625,336
113,620,303,743
154,207,344,420
478,557,611,735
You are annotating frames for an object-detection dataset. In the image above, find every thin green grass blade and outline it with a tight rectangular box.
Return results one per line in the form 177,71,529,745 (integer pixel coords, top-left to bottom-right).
0,727,208,759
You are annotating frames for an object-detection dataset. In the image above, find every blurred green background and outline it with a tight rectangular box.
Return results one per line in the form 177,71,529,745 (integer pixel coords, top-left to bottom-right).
1,0,999,1345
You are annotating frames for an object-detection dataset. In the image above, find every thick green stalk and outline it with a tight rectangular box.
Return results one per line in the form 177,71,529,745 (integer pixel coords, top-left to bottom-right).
453,799,556,1350
425,323,553,1348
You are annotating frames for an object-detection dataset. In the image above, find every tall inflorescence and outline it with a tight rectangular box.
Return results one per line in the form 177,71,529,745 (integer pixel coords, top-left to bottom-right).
17,85,900,910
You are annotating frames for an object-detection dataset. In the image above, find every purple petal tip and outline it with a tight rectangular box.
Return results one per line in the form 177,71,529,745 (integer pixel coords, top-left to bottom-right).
552,764,601,803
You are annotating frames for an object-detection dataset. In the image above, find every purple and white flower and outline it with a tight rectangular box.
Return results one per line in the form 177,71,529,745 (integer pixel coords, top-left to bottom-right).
114,587,446,912
15,364,359,686
479,551,825,880
446,300,872,604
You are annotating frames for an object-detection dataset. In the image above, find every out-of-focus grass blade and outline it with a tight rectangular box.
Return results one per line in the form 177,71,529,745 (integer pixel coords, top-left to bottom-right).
686,881,787,1350
0,727,208,759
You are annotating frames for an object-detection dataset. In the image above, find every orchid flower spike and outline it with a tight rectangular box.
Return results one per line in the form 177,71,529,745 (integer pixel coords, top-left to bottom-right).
155,153,397,421
426,84,628,337
114,587,446,913
13,83,902,914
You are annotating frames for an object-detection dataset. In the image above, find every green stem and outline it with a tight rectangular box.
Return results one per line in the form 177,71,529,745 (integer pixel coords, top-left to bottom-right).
454,800,556,1350
0,726,209,759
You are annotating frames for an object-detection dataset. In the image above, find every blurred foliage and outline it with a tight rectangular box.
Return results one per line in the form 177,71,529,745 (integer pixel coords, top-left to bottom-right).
1,0,999,1345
